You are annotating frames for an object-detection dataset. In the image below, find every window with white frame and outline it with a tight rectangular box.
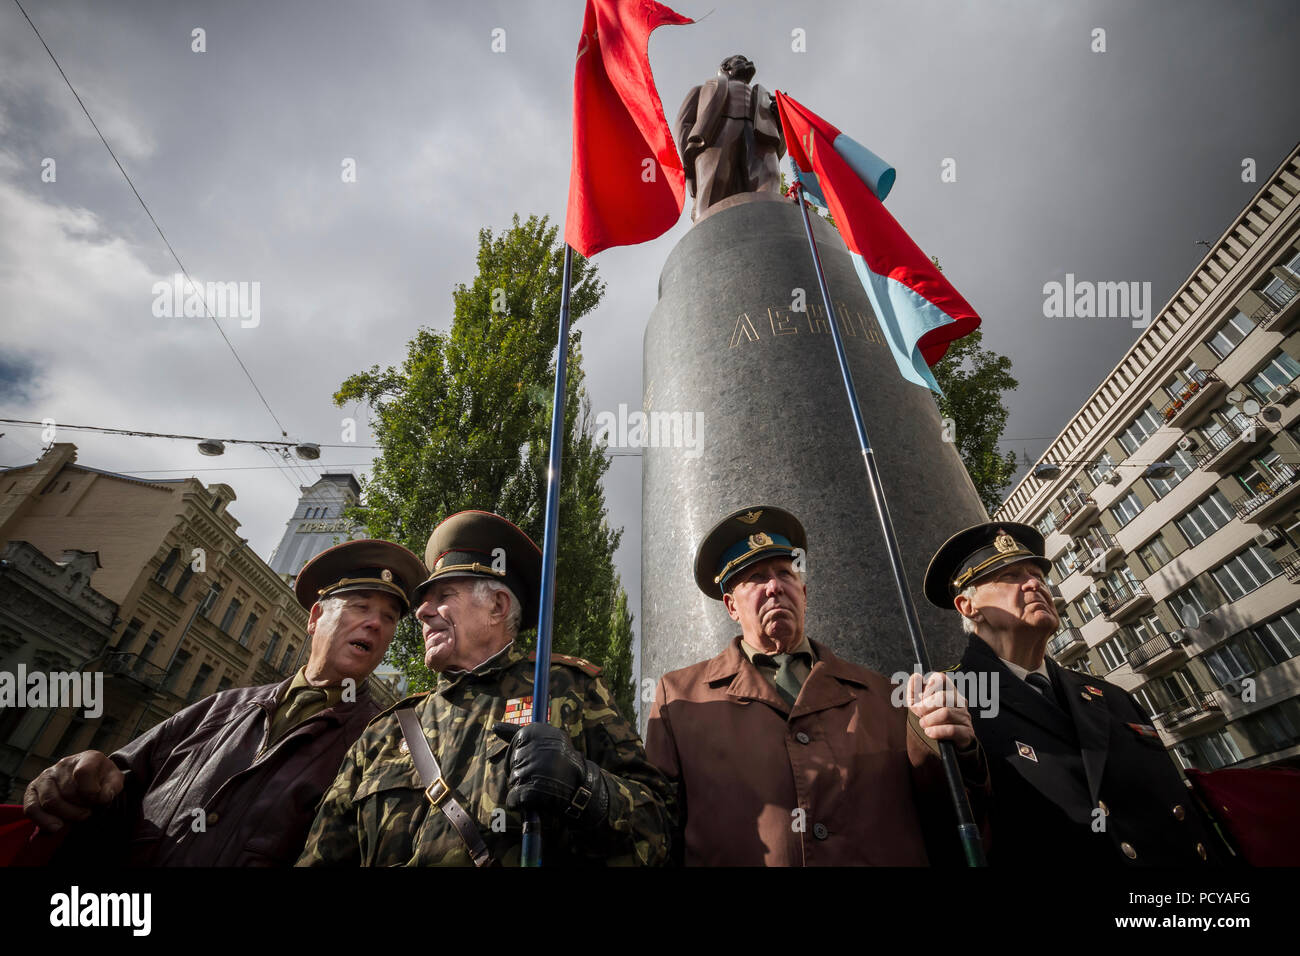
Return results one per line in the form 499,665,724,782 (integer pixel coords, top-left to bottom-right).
1210,546,1282,603
1087,453,1116,486
1207,311,1258,360
1175,490,1234,547
1118,405,1164,455
1167,584,1211,628
1137,535,1174,574
1110,490,1143,528
1192,729,1244,770
1247,351,1300,400
1146,447,1197,499
1251,607,1300,665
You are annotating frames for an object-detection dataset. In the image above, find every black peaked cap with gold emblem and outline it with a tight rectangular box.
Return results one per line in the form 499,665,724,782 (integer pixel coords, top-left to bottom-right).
694,505,808,600
294,539,426,614
414,510,542,623
923,522,1051,608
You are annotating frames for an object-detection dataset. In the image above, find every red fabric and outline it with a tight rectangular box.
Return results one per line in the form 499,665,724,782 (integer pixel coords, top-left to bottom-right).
775,90,979,366
565,0,691,258
1187,766,1300,866
0,805,63,867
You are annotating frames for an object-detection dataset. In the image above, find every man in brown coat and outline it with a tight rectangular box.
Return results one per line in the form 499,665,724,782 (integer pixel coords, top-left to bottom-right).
645,505,990,866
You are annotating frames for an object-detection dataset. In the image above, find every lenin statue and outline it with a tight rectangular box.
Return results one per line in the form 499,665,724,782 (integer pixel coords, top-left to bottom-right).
677,54,787,221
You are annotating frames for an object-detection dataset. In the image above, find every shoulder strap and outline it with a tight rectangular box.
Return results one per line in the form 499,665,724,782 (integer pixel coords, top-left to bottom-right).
395,706,493,868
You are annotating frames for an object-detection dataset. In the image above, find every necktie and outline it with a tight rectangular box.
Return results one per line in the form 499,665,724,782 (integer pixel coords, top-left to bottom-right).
1025,672,1059,709
754,653,803,707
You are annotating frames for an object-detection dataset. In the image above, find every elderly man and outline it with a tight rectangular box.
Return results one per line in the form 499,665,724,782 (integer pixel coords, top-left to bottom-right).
23,539,424,866
645,505,990,866
924,522,1231,866
297,510,674,866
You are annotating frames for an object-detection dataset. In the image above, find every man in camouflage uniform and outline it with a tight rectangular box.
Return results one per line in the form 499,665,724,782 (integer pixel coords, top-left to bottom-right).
297,510,674,866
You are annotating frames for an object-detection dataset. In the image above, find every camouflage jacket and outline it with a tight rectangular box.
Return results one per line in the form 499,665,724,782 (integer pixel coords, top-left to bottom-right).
296,642,675,866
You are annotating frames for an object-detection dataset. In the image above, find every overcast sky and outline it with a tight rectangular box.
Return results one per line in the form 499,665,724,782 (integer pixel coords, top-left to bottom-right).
3,0,1299,662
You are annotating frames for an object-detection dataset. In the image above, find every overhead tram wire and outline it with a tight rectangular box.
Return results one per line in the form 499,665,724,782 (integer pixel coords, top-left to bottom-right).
12,0,306,494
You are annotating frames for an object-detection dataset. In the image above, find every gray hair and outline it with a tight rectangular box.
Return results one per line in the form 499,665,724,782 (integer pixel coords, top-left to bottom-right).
470,578,522,637
958,584,980,635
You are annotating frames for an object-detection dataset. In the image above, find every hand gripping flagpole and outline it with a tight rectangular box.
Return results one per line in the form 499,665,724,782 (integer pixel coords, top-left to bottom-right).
791,183,986,867
521,243,576,868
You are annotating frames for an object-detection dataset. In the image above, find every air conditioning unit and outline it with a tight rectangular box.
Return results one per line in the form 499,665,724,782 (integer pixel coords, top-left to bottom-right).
1168,629,1187,645
1266,385,1298,406
1254,527,1286,549
1177,435,1199,452
1174,743,1195,758
1066,539,1080,552
1100,469,1121,485
1222,680,1242,698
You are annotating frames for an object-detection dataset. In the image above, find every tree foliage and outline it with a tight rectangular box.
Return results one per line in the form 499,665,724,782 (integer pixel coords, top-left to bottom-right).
931,327,1020,514
334,214,636,717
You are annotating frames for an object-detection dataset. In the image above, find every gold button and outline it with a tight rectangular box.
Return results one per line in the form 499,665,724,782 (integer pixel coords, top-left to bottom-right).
1172,804,1185,821
1197,842,1207,860
1121,841,1137,859
1098,800,1110,816
1080,691,1092,701
207,811,219,825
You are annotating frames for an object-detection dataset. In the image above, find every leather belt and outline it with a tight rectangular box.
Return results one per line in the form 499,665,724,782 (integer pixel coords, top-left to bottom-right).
396,706,493,867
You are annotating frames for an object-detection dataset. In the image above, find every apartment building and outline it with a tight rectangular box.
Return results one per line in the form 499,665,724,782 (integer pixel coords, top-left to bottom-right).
996,143,1300,773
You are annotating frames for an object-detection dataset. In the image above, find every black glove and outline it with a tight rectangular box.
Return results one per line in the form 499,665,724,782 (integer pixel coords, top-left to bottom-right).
492,722,609,828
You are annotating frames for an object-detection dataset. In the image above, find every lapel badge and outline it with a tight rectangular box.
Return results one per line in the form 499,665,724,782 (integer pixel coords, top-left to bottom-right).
1080,690,1093,701
738,510,763,524
398,738,410,755
1085,685,1104,697
1127,721,1160,739
504,696,534,725
1015,740,1038,762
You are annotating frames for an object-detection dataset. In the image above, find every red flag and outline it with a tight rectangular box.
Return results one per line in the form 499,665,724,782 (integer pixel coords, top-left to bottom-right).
565,0,692,258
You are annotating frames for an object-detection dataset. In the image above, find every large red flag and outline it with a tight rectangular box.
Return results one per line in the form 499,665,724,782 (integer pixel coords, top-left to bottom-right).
565,0,692,258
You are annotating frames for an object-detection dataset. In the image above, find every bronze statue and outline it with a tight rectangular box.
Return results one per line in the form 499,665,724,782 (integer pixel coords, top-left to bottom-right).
677,55,787,221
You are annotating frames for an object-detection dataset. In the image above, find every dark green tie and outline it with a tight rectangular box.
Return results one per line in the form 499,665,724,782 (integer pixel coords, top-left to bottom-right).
272,688,328,742
756,653,804,707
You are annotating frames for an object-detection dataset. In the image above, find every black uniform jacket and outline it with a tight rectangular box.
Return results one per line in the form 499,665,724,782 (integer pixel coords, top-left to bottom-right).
958,635,1232,866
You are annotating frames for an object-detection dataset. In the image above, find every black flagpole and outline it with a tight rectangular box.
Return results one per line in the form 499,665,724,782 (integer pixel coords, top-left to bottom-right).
791,182,986,867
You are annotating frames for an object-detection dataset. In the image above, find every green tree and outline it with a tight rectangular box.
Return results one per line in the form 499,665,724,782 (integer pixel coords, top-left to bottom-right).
931,327,1020,514
334,214,637,718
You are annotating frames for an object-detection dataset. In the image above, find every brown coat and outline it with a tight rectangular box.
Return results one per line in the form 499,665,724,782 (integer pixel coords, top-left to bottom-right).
646,637,990,866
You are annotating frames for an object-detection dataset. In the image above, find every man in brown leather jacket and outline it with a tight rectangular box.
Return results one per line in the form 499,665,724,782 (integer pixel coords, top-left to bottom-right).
22,539,424,866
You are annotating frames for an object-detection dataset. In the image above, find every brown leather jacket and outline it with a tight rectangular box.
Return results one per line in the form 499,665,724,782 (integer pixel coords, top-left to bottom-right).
55,678,379,866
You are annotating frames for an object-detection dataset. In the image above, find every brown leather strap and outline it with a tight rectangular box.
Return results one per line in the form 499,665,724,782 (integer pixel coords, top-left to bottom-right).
396,706,493,867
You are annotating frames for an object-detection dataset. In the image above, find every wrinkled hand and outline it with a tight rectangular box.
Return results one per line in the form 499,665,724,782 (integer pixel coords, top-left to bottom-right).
905,672,975,750
23,751,124,832
492,722,609,828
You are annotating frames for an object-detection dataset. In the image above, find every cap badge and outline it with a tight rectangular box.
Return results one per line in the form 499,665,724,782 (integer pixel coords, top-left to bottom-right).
994,530,1018,554
738,510,763,525
748,532,774,549
381,569,394,583
434,556,445,570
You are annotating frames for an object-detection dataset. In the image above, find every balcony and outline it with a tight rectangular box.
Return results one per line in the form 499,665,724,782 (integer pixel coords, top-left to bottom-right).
1229,464,1300,524
1050,491,1098,536
1258,277,1300,333
1159,371,1225,429
1278,549,1300,583
1100,579,1153,621
1127,631,1187,675
1193,417,1265,473
1046,626,1087,663
1156,692,1224,733
1073,527,1122,575
101,651,167,692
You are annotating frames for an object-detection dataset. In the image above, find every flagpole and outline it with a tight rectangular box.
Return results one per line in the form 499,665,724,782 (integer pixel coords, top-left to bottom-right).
791,183,986,867
522,242,576,868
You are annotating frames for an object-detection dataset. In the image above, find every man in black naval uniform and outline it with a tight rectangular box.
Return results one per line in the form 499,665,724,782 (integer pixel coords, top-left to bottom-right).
924,522,1233,866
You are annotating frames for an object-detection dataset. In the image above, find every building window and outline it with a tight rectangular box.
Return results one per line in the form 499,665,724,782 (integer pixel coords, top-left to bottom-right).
1087,453,1116,487
133,631,163,673
1237,698,1300,753
53,717,85,758
264,632,281,663
1167,584,1212,628
215,676,233,694
153,548,180,586
1260,271,1300,309
1175,490,1235,547
1247,351,1300,401
1206,311,1258,360
1098,631,1137,671
1203,639,1257,686
1210,546,1282,603
118,618,144,651
187,664,214,704
1118,404,1163,455
1250,606,1300,665
1189,729,1244,770
173,564,195,599
1146,447,1196,499
218,598,243,634
1137,535,1173,574
237,613,259,648
163,650,192,693
198,583,223,619
87,716,120,753
1036,512,1057,536
280,644,297,672
1110,490,1143,528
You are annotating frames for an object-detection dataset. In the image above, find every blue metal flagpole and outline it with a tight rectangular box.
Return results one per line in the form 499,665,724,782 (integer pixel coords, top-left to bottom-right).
522,242,575,867
791,183,986,867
